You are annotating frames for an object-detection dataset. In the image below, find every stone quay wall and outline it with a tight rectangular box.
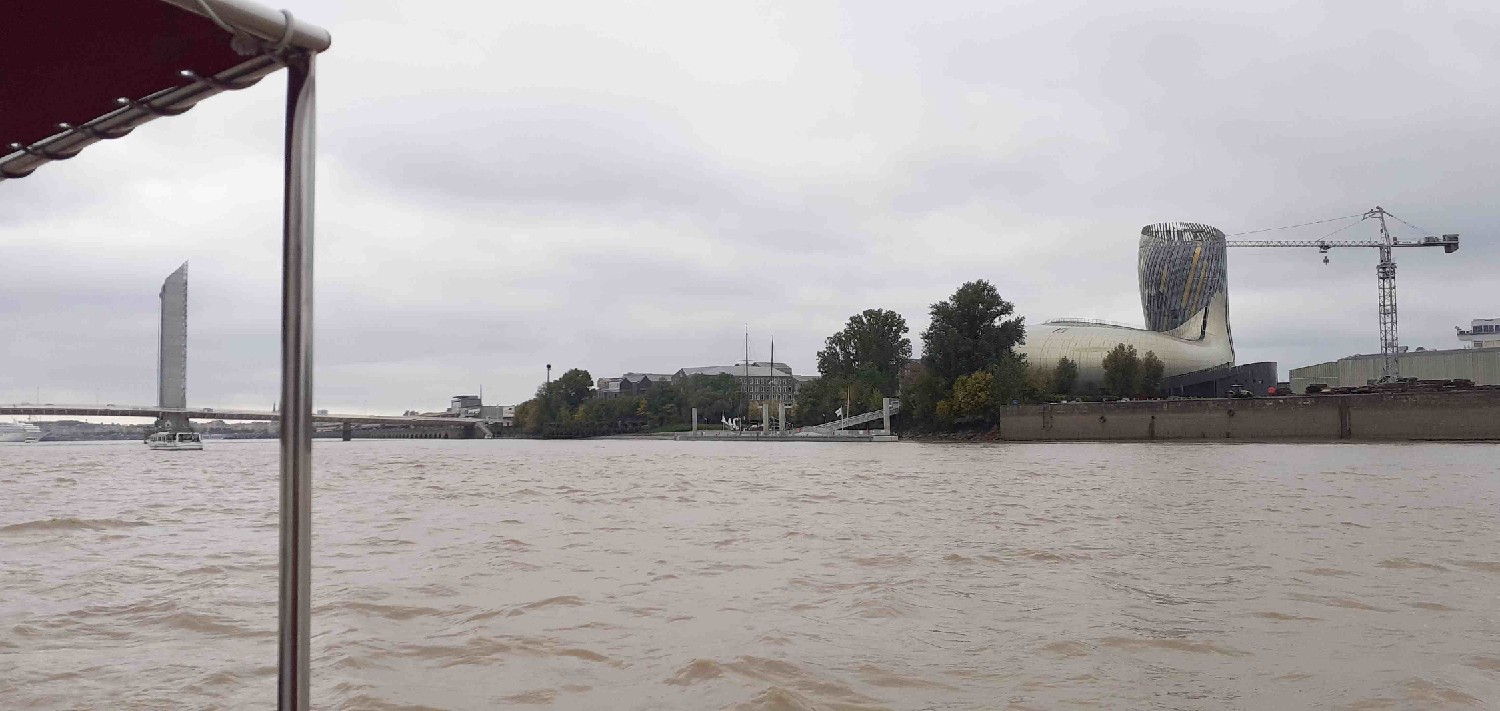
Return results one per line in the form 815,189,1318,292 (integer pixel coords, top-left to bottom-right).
990,390,1500,441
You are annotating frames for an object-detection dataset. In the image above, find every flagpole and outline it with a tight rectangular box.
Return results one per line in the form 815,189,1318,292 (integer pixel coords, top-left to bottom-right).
744,324,750,425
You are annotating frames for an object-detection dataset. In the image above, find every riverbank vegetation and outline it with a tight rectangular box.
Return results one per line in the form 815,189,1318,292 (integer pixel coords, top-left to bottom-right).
792,308,910,426
881,280,1163,434
513,368,745,437
515,280,1168,437
898,280,1035,432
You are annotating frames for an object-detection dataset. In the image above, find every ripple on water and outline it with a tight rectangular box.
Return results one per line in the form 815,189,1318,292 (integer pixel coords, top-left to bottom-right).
1038,641,1092,658
1400,678,1482,706
1251,611,1321,622
1463,656,1500,672
855,664,953,690
1453,560,1500,574
666,659,726,686
390,634,617,669
499,689,556,705
726,686,827,711
1014,548,1089,563
329,601,453,621
159,610,273,639
683,656,890,711
0,517,148,534
1378,558,1448,571
1100,636,1249,657
339,693,447,711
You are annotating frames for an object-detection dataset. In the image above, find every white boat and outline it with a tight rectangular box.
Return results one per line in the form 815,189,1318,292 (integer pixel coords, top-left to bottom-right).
0,422,41,443
146,431,204,451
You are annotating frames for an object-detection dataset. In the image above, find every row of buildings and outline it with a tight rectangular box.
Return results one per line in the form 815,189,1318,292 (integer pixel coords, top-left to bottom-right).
598,362,819,411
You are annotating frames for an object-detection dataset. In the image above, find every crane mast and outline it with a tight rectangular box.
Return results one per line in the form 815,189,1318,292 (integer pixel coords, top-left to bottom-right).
1373,209,1398,382
1225,206,1459,382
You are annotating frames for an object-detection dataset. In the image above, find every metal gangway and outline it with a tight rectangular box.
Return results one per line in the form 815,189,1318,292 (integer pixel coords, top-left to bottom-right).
808,398,901,433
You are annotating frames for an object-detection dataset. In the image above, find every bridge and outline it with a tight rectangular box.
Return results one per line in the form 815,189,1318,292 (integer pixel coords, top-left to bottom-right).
0,404,492,439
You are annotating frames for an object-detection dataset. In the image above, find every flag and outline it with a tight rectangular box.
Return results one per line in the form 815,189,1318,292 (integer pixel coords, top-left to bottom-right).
835,407,844,418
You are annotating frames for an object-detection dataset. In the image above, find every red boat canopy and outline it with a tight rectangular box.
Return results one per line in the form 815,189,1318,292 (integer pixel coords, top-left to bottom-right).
0,0,330,180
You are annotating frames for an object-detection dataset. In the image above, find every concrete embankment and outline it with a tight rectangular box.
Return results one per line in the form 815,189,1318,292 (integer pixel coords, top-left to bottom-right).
973,390,1500,442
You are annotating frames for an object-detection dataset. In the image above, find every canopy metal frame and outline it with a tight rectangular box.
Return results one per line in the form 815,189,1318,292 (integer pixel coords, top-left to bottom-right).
277,48,317,711
0,2,328,708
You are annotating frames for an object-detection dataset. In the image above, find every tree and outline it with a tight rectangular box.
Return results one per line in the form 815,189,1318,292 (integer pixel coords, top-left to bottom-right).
1053,357,1079,395
816,309,912,396
793,375,881,427
1026,362,1055,395
1139,350,1164,396
576,395,643,425
898,361,947,431
1101,343,1140,397
988,353,1032,406
950,371,995,419
512,366,599,434
514,399,543,434
554,368,595,410
674,374,743,424
921,280,1026,385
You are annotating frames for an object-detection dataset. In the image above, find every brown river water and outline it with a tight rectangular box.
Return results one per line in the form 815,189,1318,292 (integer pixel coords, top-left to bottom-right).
2,439,1498,710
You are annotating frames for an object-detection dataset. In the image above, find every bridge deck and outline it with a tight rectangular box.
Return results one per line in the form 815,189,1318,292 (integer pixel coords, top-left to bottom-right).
0,404,474,427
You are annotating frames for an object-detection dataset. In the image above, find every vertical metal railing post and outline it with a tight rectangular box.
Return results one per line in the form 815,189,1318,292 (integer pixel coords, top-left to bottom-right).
278,50,316,711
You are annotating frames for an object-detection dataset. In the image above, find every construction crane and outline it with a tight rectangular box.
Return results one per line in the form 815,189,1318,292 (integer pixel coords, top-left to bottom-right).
1226,206,1459,382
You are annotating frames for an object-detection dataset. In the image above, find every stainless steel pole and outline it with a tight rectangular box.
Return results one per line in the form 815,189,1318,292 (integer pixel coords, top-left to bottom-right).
278,50,316,711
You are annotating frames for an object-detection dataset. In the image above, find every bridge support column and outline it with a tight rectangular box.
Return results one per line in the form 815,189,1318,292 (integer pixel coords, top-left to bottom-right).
762,403,769,433
778,402,786,432
882,398,892,434
691,407,698,433
341,422,351,442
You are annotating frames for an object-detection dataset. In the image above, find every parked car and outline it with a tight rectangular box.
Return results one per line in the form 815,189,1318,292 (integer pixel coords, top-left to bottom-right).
1226,385,1254,399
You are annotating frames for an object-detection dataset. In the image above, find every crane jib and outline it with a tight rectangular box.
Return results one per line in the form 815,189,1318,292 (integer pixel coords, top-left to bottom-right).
1222,207,1460,383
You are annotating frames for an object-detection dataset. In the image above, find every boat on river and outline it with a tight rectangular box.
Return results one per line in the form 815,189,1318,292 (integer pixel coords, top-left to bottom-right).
145,431,203,451
0,422,41,443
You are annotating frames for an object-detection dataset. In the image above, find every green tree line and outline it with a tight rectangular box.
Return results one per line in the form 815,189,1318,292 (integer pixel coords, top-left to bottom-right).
806,279,1168,434
515,280,1170,437
513,369,746,436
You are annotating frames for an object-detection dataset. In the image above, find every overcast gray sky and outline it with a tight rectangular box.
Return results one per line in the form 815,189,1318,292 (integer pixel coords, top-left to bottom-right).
3,0,1497,413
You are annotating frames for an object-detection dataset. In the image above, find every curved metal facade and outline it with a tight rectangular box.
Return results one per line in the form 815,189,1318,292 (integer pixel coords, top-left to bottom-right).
1016,221,1235,389
1018,291,1234,387
1138,222,1226,333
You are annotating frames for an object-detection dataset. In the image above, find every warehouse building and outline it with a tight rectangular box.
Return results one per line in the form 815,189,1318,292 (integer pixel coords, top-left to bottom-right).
1290,321,1500,393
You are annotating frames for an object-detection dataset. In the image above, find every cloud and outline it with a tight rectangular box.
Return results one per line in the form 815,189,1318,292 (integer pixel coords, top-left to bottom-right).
3,0,1496,410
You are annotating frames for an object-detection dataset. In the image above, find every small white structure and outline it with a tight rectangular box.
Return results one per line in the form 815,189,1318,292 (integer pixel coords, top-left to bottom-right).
0,422,41,443
1457,318,1500,349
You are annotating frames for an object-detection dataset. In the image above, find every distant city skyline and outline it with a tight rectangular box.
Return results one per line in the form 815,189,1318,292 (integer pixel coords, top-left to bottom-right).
3,0,1496,414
